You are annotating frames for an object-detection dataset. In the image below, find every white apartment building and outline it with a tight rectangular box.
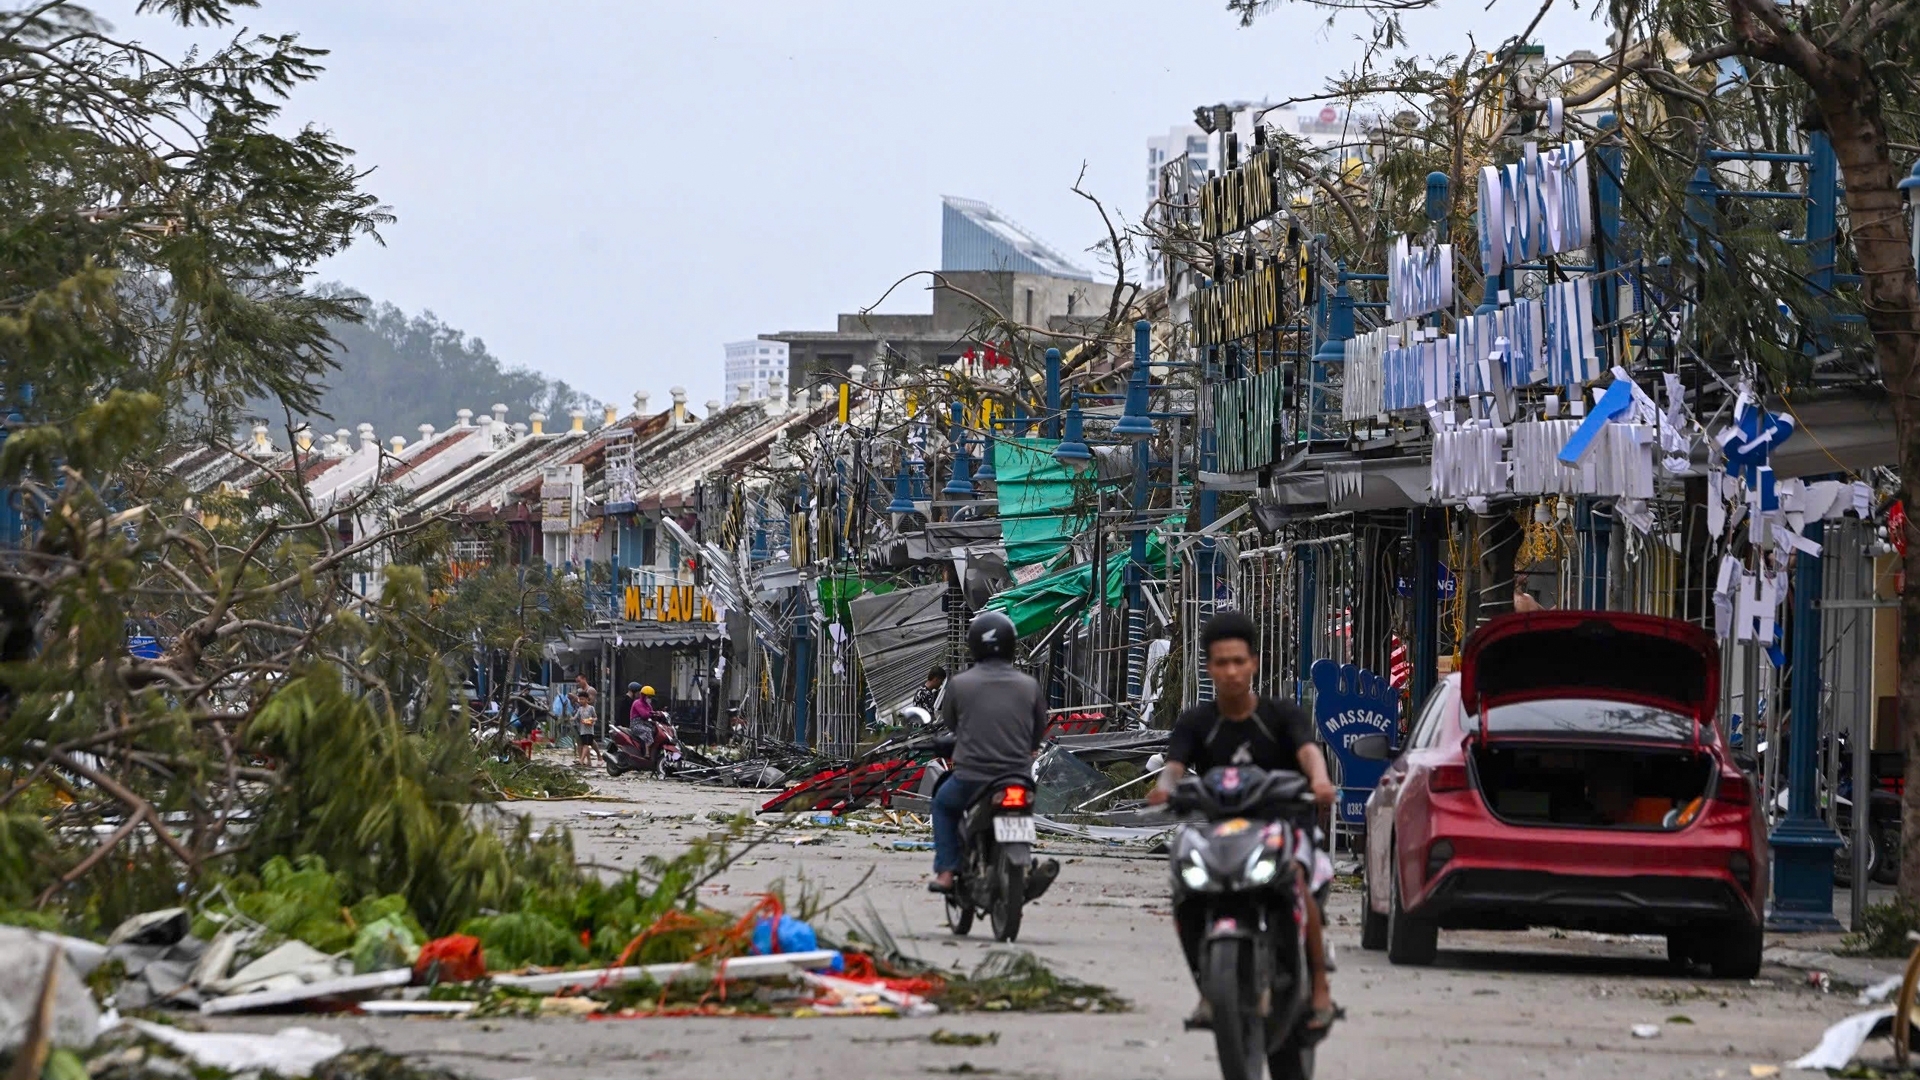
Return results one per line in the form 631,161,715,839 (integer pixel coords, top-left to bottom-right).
723,339,789,403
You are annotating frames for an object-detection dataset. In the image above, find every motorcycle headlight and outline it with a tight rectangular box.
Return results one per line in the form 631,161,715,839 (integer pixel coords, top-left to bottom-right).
1179,850,1211,890
1247,851,1279,886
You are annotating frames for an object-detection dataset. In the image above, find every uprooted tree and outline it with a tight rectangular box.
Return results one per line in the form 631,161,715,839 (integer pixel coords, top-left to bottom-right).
1226,0,1920,894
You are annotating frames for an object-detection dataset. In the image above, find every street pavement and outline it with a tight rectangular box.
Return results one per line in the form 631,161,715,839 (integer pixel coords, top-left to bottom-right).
212,768,1875,1079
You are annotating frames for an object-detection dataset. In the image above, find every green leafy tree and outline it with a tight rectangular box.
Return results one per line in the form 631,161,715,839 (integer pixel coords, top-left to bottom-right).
0,1,575,929
272,288,599,445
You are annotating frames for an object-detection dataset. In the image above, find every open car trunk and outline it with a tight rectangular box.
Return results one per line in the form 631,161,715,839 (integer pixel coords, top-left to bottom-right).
1460,612,1718,730
1472,743,1716,829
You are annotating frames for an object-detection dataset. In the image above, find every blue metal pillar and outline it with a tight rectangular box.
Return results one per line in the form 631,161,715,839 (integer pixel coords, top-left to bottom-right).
1297,546,1318,703
791,479,813,748
1806,132,1839,351
1125,321,1153,702
1769,518,1842,930
1575,497,1611,609
1043,348,1063,439
1409,508,1441,709
1595,115,1625,352
1311,263,1354,438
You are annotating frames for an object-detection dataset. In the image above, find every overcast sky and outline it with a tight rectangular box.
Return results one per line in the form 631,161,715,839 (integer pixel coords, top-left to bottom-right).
106,0,1596,410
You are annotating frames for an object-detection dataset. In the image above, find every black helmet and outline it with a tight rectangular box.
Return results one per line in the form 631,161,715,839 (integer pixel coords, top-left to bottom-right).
627,682,641,692
966,610,1017,662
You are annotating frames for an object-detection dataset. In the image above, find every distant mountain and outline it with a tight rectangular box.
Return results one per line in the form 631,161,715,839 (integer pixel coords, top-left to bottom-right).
267,286,598,442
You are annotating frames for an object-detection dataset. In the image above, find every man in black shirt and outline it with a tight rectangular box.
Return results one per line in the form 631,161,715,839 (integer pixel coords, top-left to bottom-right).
1149,611,1339,1032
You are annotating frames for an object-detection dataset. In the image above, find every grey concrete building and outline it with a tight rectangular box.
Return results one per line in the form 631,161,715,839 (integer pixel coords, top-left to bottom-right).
759,197,1109,390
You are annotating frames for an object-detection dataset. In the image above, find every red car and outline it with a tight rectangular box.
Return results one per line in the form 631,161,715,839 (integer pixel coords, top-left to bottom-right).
1353,611,1767,977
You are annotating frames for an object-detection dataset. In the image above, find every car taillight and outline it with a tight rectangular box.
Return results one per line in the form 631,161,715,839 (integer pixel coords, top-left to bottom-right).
1430,764,1469,793
998,786,1030,809
1717,773,1751,806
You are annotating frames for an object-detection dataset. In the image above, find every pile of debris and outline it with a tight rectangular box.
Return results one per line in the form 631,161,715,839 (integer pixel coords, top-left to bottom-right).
750,724,1173,847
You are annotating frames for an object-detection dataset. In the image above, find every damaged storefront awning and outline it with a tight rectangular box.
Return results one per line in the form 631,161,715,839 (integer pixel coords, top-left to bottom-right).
565,623,726,651
846,583,947,718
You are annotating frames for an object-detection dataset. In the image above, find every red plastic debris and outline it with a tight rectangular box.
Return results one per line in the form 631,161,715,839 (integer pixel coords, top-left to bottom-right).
413,934,486,984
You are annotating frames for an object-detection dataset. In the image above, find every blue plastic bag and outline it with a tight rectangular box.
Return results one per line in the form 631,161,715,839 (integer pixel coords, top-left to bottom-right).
750,914,818,955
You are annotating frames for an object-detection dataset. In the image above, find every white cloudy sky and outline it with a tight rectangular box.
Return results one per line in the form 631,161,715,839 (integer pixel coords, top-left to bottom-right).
103,0,1597,407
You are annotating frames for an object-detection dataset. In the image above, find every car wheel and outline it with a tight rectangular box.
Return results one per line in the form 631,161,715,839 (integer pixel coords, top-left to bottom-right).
1708,923,1764,980
1360,877,1389,952
1385,849,1437,966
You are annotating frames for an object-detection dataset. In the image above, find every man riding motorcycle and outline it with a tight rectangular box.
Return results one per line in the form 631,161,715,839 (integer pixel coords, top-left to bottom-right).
928,611,1048,895
1148,611,1341,1035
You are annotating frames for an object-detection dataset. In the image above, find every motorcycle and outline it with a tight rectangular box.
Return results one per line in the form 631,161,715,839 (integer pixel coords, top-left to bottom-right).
605,714,683,779
1762,734,1901,887
932,761,1061,944
470,685,548,762
1169,765,1322,1080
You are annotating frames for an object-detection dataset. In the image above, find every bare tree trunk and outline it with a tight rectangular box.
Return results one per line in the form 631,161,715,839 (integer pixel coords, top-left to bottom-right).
1794,58,1920,900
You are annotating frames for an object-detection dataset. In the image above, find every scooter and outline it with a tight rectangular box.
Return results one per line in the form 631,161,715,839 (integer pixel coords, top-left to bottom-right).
605,714,683,779
934,764,1061,943
1169,765,1322,1080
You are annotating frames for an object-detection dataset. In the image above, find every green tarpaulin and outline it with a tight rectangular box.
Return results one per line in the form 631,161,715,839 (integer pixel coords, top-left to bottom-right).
994,438,1094,569
986,533,1171,639
817,575,895,624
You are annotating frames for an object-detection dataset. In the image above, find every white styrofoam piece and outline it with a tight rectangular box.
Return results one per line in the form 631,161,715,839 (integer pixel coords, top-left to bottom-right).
491,949,841,994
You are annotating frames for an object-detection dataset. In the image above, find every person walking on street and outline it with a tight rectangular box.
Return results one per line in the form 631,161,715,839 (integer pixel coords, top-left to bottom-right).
574,694,600,767
929,612,1047,894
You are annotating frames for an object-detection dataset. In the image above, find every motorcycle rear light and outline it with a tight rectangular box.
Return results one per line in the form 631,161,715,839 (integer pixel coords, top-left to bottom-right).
1717,773,1752,806
1430,764,1469,793
1426,840,1454,877
997,786,1030,809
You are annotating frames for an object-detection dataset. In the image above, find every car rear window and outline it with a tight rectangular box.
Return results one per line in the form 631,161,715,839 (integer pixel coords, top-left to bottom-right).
1482,699,1695,741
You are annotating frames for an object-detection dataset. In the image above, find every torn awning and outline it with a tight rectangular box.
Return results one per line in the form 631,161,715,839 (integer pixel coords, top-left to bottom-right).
846,583,948,718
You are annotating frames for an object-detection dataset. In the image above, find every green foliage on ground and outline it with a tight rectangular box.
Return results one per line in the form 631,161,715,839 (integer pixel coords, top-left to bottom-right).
479,758,592,800
1842,899,1920,958
935,949,1128,1013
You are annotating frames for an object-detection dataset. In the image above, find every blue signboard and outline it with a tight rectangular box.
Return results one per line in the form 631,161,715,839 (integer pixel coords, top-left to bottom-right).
1311,659,1400,824
128,634,160,660
1395,562,1456,601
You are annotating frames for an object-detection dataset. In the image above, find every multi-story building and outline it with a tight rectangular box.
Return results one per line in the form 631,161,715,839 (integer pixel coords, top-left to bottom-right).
765,197,1104,388
722,339,790,403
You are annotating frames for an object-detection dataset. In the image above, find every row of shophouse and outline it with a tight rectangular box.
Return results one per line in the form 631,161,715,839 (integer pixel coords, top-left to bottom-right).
163,381,873,742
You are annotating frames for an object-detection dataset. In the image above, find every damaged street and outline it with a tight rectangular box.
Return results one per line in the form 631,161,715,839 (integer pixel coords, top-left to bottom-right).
185,772,1871,1080
11,1,1920,1079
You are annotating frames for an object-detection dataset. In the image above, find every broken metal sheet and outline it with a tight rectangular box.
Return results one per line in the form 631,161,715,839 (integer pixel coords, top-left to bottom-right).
1032,817,1173,844
199,968,413,1015
211,940,337,995
1049,728,1171,764
846,583,947,717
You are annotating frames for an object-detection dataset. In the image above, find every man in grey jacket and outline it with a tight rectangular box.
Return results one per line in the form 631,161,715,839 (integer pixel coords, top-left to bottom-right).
929,610,1048,893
